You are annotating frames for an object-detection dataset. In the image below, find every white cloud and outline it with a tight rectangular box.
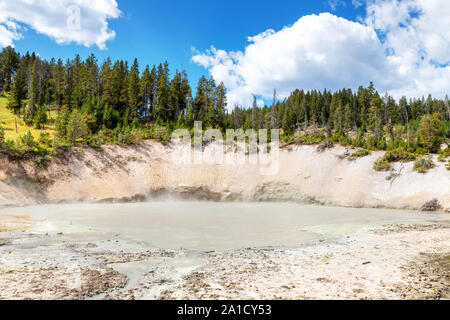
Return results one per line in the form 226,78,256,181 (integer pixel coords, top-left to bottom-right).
0,22,22,47
366,0,450,98
193,1,450,107
327,0,346,11
352,0,364,9
193,13,399,108
0,0,121,49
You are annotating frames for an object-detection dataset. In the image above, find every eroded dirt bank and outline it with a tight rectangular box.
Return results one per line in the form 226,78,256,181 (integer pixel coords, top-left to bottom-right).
0,140,449,211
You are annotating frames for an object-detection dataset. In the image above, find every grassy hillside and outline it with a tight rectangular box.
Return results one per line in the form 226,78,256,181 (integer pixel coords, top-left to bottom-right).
0,94,56,141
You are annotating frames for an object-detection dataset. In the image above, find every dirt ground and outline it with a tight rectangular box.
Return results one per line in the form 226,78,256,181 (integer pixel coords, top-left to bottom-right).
0,213,448,300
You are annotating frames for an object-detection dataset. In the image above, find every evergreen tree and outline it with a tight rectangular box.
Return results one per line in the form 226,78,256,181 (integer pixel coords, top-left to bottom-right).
343,103,353,135
27,58,43,119
100,58,113,108
66,109,88,143
194,76,215,126
0,46,20,92
168,71,182,122
418,113,443,153
8,59,27,114
51,59,65,109
85,54,99,99
33,104,48,129
127,58,141,119
369,93,384,140
56,105,70,138
214,82,227,129
155,62,170,122
140,65,154,117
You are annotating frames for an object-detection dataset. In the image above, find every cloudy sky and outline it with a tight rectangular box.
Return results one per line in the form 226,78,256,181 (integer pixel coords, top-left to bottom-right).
0,0,449,107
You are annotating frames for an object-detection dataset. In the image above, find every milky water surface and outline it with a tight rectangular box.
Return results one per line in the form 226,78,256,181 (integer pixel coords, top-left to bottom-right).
2,202,447,251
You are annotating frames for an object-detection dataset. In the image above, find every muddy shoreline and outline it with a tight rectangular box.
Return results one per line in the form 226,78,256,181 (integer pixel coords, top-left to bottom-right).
1,209,448,300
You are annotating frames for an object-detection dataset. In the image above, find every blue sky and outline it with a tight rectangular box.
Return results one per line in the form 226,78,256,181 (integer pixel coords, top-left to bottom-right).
11,0,365,92
1,0,449,106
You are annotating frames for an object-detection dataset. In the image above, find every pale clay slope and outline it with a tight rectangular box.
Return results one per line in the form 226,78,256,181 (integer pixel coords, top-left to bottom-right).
0,140,449,210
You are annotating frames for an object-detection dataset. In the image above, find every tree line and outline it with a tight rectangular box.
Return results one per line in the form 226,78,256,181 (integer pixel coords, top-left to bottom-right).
0,46,449,153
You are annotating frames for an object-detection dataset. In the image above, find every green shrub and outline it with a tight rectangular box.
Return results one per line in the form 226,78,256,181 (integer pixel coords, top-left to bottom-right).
33,105,48,129
376,138,387,150
34,154,51,169
413,157,435,173
117,126,143,145
38,132,52,147
366,136,378,150
383,149,416,163
348,149,370,161
20,131,37,149
443,121,450,138
351,132,366,148
66,109,88,143
351,149,370,158
0,124,4,144
0,131,52,167
438,148,450,162
373,158,392,172
338,135,352,146
150,124,171,145
418,113,443,153
281,133,326,146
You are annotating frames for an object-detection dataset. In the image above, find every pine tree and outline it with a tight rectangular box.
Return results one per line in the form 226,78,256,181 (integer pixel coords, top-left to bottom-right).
343,103,353,135
185,99,195,128
214,82,227,129
51,59,65,109
102,104,120,129
194,76,213,126
179,70,191,117
282,100,295,133
127,58,141,119
333,101,344,134
327,93,339,131
63,59,74,109
168,71,182,122
0,46,20,92
8,59,27,114
155,62,170,122
56,105,70,138
27,58,43,119
100,58,113,108
418,113,443,153
66,109,88,143
85,54,99,99
71,83,84,110
369,93,384,140
140,65,153,118
33,104,48,129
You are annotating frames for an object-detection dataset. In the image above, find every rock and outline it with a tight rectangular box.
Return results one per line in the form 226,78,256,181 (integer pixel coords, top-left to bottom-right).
97,194,147,204
421,199,442,212
253,182,311,203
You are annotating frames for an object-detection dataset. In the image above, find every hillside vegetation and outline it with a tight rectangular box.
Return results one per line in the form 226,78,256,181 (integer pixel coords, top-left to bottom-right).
0,46,449,170
0,94,56,141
